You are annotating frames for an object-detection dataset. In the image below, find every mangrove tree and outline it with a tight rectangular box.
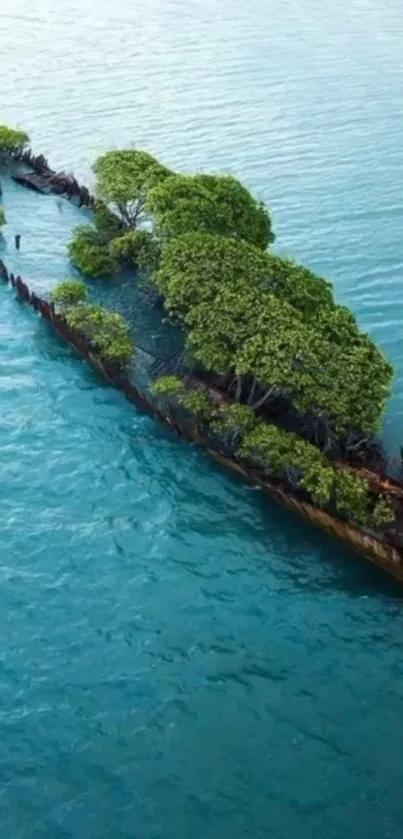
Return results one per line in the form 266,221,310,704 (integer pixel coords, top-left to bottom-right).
147,172,274,249
50,280,133,369
92,149,172,228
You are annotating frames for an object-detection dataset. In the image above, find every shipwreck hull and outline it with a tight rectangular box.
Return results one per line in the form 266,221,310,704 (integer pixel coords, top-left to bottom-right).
1,261,403,585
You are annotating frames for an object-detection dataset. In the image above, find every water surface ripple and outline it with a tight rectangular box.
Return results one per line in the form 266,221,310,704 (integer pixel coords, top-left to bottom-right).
1,1,403,837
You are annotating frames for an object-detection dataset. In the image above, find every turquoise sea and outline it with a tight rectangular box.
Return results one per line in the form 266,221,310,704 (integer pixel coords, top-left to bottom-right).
1,1,403,836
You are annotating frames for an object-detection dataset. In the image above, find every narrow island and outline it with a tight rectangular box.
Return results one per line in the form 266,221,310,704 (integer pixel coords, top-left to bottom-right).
2,123,403,583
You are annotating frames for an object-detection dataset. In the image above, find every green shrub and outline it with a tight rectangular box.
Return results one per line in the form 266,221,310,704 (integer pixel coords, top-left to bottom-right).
68,226,116,277
372,497,395,528
0,125,29,154
65,304,133,367
151,376,213,421
151,375,184,395
109,229,160,271
51,279,87,307
334,470,370,526
211,402,256,446
178,389,213,421
239,423,336,506
93,207,124,243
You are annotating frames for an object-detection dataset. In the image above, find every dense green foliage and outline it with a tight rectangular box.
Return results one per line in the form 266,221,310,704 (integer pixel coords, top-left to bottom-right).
372,497,396,527
67,225,117,276
109,229,159,272
151,375,212,420
64,144,395,530
153,231,337,321
51,279,87,307
211,403,256,444
154,232,393,435
238,422,393,526
70,151,275,280
67,206,127,276
334,470,371,526
151,374,184,396
179,389,213,421
67,151,169,275
50,278,133,369
155,232,270,313
147,173,274,250
92,206,125,243
67,150,275,281
92,149,171,227
151,374,395,529
0,125,29,155
239,423,336,505
0,207,6,228
65,304,133,367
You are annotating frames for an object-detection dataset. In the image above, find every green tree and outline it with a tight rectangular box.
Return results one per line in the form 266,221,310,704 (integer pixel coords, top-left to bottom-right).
148,173,274,249
154,232,270,315
0,125,29,156
92,149,172,227
68,225,117,277
154,232,392,436
151,375,213,421
151,375,389,528
238,422,336,506
237,307,392,434
0,207,6,228
65,304,133,368
179,388,213,422
51,279,87,307
334,470,370,526
93,206,125,243
260,256,334,317
211,402,256,446
109,229,160,272
151,374,184,396
155,233,333,320
171,274,388,434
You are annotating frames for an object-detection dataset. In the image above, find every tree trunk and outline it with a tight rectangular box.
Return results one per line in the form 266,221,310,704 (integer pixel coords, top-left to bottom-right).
235,375,243,402
247,376,258,406
251,387,276,411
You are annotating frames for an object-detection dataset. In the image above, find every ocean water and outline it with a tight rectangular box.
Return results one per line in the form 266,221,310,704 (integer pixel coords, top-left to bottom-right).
1,1,403,837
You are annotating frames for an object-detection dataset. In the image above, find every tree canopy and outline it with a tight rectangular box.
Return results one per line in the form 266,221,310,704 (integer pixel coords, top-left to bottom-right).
147,173,274,250
92,149,172,227
68,150,276,279
51,278,87,307
154,232,333,318
50,280,133,369
109,229,159,272
92,206,125,243
65,145,393,490
67,225,117,276
65,303,133,368
0,125,29,155
0,207,6,228
154,232,393,436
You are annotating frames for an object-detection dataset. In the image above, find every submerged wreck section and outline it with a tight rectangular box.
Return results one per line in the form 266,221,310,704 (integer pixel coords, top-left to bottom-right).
1,260,403,584
7,145,95,205
3,123,403,584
